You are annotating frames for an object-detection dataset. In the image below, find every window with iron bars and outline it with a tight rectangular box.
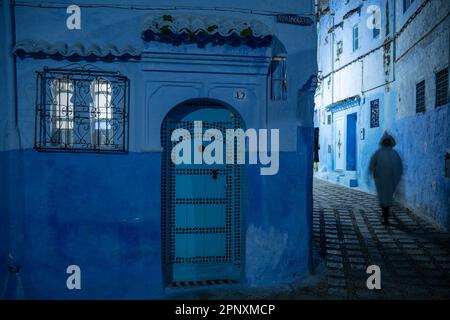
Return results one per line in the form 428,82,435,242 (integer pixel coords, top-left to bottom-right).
370,99,380,128
416,80,425,113
35,68,129,152
435,67,449,108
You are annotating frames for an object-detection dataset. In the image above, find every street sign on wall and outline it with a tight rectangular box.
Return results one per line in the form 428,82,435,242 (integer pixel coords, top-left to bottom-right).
276,14,314,26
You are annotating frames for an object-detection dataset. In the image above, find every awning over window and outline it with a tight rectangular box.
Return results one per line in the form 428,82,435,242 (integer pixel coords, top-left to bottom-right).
142,13,273,48
13,40,141,60
326,95,361,113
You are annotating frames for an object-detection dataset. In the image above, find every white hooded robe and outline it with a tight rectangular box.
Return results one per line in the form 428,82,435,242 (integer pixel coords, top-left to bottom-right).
369,133,403,207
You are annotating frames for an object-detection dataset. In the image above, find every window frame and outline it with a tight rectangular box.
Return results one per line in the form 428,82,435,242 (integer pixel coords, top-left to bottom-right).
415,80,426,113
435,67,449,108
370,99,380,128
35,68,129,153
90,79,115,148
50,78,74,147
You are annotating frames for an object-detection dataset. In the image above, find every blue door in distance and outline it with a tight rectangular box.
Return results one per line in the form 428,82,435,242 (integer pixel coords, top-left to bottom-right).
161,99,243,286
346,113,357,171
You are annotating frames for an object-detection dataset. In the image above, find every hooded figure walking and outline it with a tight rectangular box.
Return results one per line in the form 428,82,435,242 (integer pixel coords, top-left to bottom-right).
369,132,403,225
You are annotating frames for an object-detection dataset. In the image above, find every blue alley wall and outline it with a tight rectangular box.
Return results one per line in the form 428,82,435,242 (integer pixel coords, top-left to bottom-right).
314,0,450,230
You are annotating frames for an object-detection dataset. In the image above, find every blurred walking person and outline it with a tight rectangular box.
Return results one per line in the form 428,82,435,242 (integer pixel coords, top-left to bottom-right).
369,132,403,225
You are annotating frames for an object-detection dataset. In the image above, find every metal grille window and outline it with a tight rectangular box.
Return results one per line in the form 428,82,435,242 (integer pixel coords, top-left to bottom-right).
416,80,425,113
435,67,449,107
370,99,380,128
35,68,129,152
91,79,114,147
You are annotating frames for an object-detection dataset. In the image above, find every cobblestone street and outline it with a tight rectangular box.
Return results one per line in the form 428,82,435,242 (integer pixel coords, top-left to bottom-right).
311,178,450,299
168,178,450,300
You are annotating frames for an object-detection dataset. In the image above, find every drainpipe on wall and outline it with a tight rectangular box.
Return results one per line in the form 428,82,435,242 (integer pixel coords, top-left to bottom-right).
2,0,25,299
330,12,335,105
390,0,396,133
2,0,20,148
391,0,396,84
360,59,364,100
266,61,270,127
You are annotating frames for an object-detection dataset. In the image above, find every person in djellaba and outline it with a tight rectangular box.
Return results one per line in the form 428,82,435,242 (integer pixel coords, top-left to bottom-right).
369,131,403,225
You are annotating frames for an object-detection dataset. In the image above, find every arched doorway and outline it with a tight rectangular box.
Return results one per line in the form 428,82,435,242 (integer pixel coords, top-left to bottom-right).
161,99,245,287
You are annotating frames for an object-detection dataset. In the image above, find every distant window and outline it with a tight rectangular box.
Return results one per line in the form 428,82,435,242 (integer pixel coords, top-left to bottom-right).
373,25,380,39
327,114,332,125
336,40,343,61
370,99,380,128
403,0,415,13
416,80,426,113
371,9,381,38
270,57,287,101
35,69,129,152
435,67,449,107
352,25,359,51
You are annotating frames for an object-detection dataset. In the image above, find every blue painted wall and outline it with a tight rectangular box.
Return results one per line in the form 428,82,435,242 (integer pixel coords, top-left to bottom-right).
0,0,317,298
394,107,450,229
16,151,163,299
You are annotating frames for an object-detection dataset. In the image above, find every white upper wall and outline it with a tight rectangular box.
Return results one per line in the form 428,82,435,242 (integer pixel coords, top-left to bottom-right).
317,0,387,76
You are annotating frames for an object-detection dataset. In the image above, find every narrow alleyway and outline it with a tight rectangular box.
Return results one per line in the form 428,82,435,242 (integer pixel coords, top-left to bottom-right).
168,178,450,300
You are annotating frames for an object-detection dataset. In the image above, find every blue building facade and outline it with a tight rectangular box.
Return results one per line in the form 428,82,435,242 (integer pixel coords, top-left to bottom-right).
314,0,450,230
0,0,317,298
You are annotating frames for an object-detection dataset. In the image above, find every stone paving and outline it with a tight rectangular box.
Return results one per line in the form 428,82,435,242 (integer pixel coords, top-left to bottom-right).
312,178,450,299
168,178,450,300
